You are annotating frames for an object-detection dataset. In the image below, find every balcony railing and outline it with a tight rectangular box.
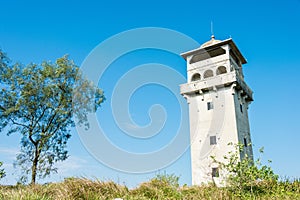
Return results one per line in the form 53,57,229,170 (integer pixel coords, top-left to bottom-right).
180,71,253,101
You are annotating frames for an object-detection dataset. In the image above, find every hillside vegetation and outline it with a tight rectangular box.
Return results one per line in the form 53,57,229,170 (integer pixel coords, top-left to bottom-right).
0,175,299,200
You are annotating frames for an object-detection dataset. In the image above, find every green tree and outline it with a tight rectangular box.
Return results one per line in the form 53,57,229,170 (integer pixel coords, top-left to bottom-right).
0,50,105,184
0,161,5,179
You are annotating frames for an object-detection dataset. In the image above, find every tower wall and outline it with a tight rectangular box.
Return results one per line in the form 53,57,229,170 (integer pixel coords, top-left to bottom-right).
189,86,241,185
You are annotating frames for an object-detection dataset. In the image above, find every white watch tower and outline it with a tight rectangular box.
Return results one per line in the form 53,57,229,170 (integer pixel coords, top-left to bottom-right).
180,35,254,185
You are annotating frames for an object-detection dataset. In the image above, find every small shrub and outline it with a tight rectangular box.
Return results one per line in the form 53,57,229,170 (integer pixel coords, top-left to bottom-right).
212,143,279,197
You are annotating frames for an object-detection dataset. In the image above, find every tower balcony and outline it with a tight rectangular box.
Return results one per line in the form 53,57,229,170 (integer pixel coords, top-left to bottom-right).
180,71,253,101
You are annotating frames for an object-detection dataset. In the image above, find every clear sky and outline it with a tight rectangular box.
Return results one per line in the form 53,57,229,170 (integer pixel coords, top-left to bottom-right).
0,0,300,186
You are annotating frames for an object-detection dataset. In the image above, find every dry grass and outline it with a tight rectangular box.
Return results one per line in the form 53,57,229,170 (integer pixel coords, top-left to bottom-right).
0,176,299,200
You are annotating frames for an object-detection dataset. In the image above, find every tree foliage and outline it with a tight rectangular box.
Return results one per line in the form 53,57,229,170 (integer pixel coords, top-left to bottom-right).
0,50,105,184
212,143,278,195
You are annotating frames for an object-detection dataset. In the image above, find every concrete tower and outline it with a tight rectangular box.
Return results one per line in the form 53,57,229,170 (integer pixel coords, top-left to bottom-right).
180,36,254,185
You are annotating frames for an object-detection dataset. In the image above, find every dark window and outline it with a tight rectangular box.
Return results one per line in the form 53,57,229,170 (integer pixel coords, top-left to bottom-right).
190,47,226,64
210,136,217,145
191,73,201,81
204,69,214,79
216,66,227,75
207,102,213,110
244,138,248,147
240,104,243,113
212,167,219,177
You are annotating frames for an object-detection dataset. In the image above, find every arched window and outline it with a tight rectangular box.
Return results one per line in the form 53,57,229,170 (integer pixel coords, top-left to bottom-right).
203,69,213,79
216,66,227,75
191,73,201,81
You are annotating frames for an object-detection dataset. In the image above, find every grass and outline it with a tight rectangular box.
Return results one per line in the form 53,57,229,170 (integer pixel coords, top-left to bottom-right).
0,176,299,200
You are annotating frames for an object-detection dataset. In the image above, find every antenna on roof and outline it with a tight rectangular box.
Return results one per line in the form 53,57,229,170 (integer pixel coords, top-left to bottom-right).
211,21,215,39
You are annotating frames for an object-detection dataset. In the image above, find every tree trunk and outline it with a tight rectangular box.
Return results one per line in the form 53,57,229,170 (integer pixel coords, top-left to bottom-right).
31,145,40,185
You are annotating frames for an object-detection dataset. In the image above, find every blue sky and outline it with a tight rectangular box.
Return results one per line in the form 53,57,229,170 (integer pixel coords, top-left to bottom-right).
1,0,300,186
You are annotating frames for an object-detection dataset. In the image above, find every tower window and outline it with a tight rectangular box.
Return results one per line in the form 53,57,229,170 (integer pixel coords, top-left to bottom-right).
216,66,227,75
190,47,226,64
210,136,217,145
207,102,213,110
240,104,243,113
204,69,214,79
191,73,201,81
244,138,248,147
212,167,219,177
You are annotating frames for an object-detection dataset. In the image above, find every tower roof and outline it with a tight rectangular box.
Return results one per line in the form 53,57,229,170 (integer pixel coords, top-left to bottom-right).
200,35,222,48
181,36,247,64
